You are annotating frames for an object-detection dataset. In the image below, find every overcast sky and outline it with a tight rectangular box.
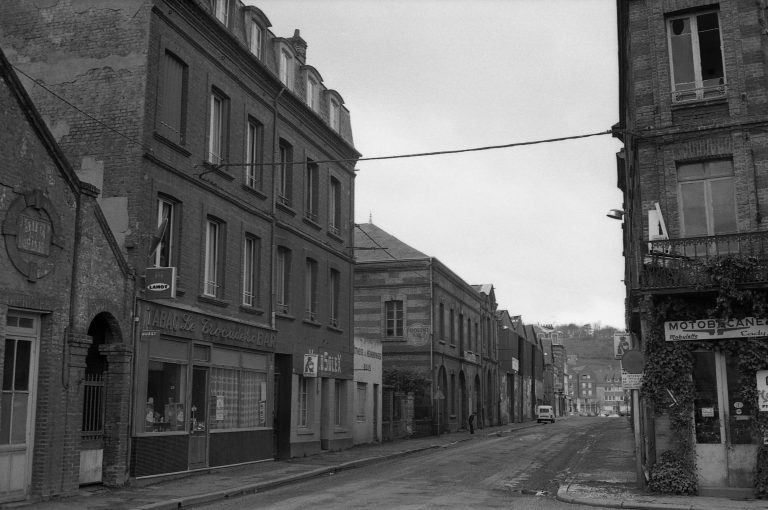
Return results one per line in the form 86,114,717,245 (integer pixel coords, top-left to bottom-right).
253,0,625,328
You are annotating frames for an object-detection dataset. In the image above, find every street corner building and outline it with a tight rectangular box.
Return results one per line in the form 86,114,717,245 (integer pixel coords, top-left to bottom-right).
0,50,134,503
0,0,360,493
615,0,768,497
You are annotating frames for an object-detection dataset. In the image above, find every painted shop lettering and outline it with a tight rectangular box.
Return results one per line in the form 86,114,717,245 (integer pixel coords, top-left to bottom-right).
667,318,768,331
143,305,275,348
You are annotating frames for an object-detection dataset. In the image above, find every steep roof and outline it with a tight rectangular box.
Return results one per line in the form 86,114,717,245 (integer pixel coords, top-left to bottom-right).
354,223,428,262
473,283,494,295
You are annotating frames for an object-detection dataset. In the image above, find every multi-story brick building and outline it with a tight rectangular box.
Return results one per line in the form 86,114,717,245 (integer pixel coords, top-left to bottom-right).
354,223,492,434
0,49,134,503
496,310,521,424
616,0,768,494
0,0,358,484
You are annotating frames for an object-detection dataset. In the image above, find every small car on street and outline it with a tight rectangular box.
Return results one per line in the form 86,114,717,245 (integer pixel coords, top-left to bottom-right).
536,405,555,423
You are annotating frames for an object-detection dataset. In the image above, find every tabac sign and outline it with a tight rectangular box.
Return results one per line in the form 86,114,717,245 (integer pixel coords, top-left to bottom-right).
665,317,768,342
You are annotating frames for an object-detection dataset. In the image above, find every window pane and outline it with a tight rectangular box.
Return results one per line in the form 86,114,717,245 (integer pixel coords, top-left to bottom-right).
677,162,705,180
697,13,724,84
146,361,186,432
2,339,15,391
10,393,28,444
210,367,238,430
680,181,708,236
692,351,721,444
13,340,30,391
710,179,737,234
726,353,756,444
246,123,258,188
240,370,266,427
706,159,733,178
0,393,11,444
670,18,695,89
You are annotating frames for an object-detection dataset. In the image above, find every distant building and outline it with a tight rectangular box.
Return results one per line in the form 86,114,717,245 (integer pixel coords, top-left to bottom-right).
353,337,382,445
354,223,499,435
496,310,522,424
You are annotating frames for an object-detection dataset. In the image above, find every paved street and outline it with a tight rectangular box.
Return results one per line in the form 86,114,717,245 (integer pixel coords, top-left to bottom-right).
195,416,623,509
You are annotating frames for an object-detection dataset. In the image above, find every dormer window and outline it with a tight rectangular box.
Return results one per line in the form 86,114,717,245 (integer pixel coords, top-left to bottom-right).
250,22,262,58
279,49,293,90
306,76,317,111
329,97,340,132
213,0,229,26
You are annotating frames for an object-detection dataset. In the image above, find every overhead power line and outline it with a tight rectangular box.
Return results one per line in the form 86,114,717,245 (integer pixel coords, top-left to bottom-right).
218,129,615,168
11,63,615,169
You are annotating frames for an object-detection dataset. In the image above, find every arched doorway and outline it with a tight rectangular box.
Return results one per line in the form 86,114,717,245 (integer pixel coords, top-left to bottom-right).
437,366,448,433
474,374,482,425
458,371,467,429
486,369,494,426
79,313,120,485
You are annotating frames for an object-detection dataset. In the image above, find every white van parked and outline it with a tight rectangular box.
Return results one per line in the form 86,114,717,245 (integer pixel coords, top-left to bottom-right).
536,405,555,424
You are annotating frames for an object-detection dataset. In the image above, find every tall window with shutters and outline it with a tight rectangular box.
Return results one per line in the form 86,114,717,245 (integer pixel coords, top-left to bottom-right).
305,161,319,222
276,246,291,314
329,269,340,328
208,90,228,165
245,119,262,190
154,198,175,268
204,219,221,297
242,235,259,307
329,176,341,235
277,141,293,207
158,51,187,145
305,258,318,321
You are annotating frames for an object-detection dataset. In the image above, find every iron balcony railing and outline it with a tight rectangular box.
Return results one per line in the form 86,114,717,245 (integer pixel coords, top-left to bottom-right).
640,231,768,290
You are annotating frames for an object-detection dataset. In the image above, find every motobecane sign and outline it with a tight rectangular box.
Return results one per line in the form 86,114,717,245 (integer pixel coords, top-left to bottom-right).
140,301,275,349
665,317,768,342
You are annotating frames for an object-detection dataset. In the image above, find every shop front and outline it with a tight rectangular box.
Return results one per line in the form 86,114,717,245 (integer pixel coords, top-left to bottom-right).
131,300,276,478
664,319,763,491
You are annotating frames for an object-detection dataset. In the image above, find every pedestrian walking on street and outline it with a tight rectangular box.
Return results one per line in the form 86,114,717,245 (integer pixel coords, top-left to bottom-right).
468,412,475,434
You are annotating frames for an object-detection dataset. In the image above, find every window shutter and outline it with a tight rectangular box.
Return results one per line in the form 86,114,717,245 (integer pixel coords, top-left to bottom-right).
161,54,184,143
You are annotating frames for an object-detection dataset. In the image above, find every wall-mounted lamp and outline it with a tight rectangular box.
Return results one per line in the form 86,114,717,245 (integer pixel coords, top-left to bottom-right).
606,209,625,220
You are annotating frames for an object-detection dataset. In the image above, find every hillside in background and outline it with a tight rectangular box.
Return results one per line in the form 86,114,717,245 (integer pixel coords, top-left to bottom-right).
554,323,623,380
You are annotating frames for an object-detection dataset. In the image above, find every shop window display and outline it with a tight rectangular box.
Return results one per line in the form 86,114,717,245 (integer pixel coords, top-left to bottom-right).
145,361,186,432
209,367,267,429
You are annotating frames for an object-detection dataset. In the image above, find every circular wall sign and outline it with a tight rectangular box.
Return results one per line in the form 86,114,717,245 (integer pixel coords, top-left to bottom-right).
2,190,64,281
622,350,645,374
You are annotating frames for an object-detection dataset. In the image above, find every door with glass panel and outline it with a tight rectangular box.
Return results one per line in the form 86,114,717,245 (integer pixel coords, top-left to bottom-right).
692,351,758,488
188,366,209,470
0,314,39,503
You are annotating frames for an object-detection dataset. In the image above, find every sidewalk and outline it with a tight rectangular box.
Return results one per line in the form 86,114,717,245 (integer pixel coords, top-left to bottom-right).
555,417,768,510
4,418,767,510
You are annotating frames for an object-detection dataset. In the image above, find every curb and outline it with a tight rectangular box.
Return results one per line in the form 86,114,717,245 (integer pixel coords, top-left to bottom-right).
133,425,539,510
132,445,443,510
555,485,693,510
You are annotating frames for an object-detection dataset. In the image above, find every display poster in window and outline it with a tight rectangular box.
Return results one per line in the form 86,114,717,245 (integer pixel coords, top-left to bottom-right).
758,370,768,412
216,396,225,421
613,333,633,359
303,354,318,378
